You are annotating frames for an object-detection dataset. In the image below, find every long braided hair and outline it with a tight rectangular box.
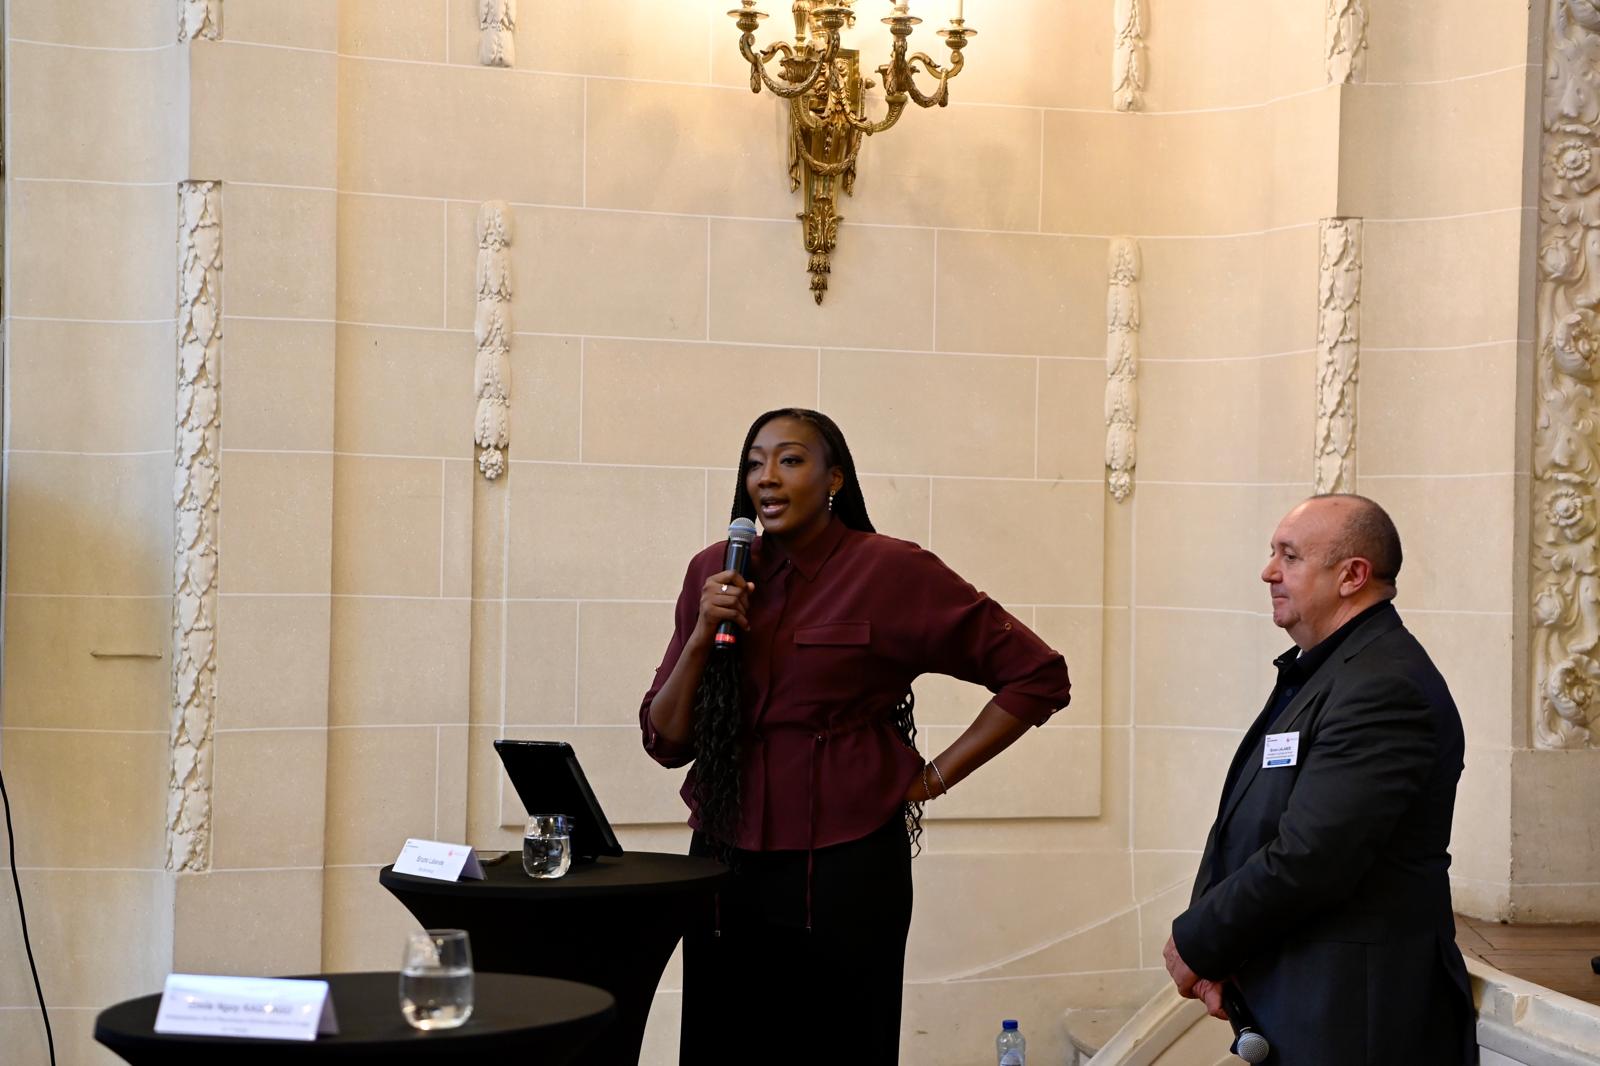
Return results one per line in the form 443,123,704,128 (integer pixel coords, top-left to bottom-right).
691,409,925,854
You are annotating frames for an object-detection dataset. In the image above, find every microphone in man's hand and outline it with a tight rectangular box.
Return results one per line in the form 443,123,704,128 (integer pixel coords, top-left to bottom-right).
713,518,758,649
1221,982,1269,1064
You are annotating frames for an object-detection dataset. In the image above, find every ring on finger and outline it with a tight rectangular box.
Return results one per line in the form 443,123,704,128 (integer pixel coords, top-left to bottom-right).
720,584,729,593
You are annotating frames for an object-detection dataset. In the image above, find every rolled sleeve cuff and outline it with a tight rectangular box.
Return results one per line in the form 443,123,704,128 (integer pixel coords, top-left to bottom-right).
641,710,694,768
991,686,1067,727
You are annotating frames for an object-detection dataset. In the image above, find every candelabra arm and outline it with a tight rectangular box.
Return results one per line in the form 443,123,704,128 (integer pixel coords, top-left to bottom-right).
899,56,951,108
844,92,909,135
739,29,837,99
911,48,965,82
881,40,965,109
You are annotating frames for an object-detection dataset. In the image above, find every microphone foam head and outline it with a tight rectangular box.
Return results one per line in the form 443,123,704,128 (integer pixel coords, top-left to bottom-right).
727,517,758,545
1235,1032,1269,1063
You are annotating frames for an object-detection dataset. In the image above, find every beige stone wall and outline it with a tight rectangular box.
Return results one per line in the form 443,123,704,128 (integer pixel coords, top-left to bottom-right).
1342,0,1539,921
322,5,1118,1063
2,4,184,1062
2,3,340,1063
0,1,1576,1065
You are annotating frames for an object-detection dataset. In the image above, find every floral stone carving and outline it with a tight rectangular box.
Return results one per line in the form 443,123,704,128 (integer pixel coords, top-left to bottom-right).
180,0,221,41
1315,218,1361,494
170,181,222,869
1533,0,1600,748
479,0,516,67
1106,238,1140,502
1113,0,1146,112
475,201,513,480
1326,0,1368,84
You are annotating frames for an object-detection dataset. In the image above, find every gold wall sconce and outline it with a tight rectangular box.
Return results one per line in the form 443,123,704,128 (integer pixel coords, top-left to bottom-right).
729,0,974,303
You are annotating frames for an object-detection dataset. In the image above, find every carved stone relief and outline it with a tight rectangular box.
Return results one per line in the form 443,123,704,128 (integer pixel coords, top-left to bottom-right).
1533,0,1600,749
475,201,513,480
170,181,222,870
180,0,221,41
1314,218,1361,495
479,0,517,68
1326,0,1368,84
1106,238,1139,503
1112,0,1146,112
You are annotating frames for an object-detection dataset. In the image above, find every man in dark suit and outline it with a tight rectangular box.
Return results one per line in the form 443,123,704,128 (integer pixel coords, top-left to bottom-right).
1163,494,1476,1064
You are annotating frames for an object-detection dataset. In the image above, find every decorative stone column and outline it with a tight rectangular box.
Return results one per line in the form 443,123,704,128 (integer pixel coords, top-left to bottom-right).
180,0,221,41
1106,238,1140,503
479,0,517,67
1112,0,1146,112
1532,0,1600,751
474,201,513,480
1314,217,1361,495
1326,0,1368,84
169,180,222,870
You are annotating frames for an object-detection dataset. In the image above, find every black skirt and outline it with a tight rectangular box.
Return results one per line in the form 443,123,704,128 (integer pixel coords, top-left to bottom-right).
680,815,913,1065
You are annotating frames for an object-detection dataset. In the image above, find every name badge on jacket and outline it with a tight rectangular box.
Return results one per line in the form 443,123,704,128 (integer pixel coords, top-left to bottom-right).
1263,731,1299,768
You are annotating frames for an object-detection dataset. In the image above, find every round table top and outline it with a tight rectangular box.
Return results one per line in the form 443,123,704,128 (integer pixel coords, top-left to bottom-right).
379,849,727,900
94,971,615,1061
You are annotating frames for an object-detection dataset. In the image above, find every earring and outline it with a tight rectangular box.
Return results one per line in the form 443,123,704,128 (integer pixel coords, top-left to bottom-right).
828,493,835,512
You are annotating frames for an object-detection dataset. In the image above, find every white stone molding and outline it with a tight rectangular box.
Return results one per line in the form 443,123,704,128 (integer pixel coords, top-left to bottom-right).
1112,0,1146,112
1082,959,1600,1065
1314,217,1362,495
169,181,222,871
1533,1,1600,750
475,201,513,480
478,0,517,68
1470,957,1600,1065
179,0,221,41
1105,237,1140,503
1326,0,1368,84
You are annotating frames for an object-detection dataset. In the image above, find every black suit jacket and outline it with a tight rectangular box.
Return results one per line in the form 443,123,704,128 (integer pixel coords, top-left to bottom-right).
1171,604,1476,1065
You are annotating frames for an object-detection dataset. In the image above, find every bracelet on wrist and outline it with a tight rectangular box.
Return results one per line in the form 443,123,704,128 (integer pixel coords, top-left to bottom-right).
928,759,950,797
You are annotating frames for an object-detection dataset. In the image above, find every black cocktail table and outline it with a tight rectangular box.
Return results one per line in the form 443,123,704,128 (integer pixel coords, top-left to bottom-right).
94,971,615,1065
380,851,726,1066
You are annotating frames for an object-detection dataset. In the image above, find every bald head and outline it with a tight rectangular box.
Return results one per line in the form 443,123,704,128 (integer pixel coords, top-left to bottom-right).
1262,494,1401,648
1314,493,1402,590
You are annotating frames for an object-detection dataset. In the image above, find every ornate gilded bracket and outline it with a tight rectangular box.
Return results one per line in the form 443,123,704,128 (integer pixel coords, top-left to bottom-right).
729,0,972,303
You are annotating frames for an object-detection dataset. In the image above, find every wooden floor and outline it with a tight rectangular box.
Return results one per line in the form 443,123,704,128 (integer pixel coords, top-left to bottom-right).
1456,914,1600,1008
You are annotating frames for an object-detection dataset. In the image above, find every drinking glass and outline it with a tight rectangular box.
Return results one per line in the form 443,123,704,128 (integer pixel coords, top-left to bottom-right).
522,814,574,879
399,929,474,1030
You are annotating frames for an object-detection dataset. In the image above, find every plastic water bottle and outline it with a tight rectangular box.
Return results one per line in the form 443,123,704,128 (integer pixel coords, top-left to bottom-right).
996,1019,1025,1065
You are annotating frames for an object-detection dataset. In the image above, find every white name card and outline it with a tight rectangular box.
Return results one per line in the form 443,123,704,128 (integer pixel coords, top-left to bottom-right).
154,974,339,1041
394,838,486,882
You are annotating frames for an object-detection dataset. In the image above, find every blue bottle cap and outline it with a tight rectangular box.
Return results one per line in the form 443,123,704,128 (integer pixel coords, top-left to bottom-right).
1002,1020,1019,1030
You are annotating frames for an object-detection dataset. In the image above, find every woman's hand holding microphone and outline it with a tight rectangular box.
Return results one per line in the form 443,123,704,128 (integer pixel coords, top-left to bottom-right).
692,571,755,647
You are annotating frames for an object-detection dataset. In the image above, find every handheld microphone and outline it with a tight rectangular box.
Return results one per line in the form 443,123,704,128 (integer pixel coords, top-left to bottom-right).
713,518,758,650
1221,983,1269,1064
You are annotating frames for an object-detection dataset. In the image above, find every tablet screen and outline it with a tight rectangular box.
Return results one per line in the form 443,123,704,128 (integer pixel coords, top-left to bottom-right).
492,739,624,860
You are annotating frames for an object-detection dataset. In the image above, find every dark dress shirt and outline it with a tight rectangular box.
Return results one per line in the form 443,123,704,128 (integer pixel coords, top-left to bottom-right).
640,516,1072,852
1204,600,1393,891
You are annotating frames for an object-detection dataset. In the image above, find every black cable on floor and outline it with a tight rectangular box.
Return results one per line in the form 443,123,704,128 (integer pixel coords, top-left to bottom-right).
0,765,55,1066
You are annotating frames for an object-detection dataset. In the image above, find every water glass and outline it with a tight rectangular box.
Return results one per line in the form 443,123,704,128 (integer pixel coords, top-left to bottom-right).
399,929,474,1031
522,814,574,879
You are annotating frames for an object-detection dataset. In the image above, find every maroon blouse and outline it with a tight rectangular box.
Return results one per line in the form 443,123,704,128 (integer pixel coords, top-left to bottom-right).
639,516,1072,852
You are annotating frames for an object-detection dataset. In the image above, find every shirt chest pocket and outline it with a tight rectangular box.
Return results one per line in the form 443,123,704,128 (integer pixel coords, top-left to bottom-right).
787,621,874,703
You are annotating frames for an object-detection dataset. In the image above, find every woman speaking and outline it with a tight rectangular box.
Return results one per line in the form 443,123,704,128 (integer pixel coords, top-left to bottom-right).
639,408,1071,1062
